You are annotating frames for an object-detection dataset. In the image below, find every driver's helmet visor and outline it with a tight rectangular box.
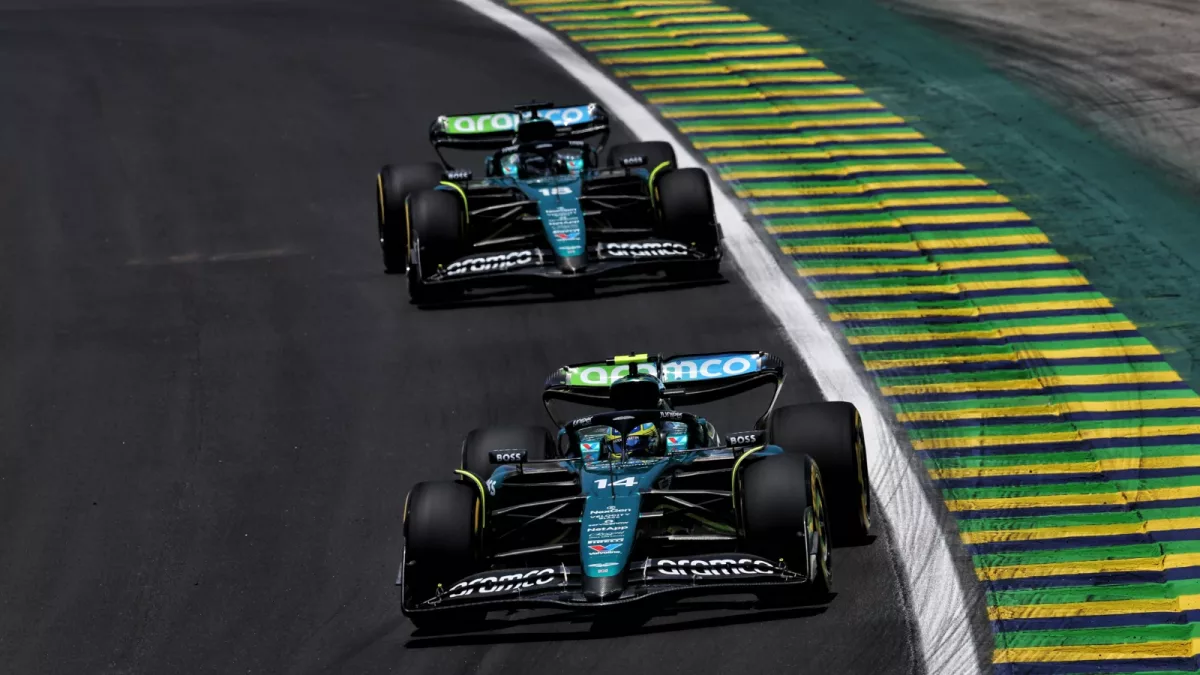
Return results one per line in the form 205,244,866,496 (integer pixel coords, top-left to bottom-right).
604,422,658,459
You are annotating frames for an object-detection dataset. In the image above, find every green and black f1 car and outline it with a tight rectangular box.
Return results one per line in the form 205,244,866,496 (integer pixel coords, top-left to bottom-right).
375,102,723,303
397,352,872,631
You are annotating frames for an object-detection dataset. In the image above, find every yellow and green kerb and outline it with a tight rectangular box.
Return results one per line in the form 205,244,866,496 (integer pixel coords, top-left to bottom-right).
505,0,1200,672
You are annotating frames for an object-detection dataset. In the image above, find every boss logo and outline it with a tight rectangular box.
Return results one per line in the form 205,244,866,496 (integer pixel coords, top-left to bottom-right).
488,449,528,464
726,431,762,446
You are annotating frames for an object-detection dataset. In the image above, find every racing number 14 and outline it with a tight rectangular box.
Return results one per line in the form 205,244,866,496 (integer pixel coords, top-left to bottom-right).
594,477,637,489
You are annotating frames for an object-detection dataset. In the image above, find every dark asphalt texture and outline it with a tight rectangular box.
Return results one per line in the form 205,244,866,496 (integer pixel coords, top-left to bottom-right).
0,1,920,673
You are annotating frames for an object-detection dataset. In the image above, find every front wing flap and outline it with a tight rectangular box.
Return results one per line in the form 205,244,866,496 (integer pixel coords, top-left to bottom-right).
400,553,807,615
421,238,719,287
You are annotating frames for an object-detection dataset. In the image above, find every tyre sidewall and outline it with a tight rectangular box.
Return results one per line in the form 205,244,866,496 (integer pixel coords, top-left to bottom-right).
657,168,719,252
378,163,443,272
739,453,833,597
766,402,870,545
407,188,464,302
402,481,480,609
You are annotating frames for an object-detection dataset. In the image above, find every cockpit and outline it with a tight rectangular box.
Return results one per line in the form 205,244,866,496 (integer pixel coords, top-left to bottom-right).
495,147,585,179
575,421,691,462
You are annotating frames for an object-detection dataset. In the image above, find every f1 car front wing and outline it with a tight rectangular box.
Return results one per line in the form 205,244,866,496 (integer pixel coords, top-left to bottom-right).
420,239,720,288
398,552,811,616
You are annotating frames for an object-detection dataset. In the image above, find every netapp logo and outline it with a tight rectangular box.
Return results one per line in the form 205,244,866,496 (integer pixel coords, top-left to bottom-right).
603,242,688,258
444,250,535,277
446,567,557,598
653,558,776,577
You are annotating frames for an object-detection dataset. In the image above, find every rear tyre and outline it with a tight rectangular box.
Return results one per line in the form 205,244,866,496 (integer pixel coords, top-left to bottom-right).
657,168,721,279
461,425,557,480
407,188,464,305
741,453,833,604
607,141,676,171
377,163,444,274
402,480,484,631
766,402,871,546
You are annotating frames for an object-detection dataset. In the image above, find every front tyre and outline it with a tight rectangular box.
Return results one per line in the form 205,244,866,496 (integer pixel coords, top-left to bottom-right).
377,163,443,274
741,453,833,604
657,168,721,279
407,188,464,305
402,480,484,632
766,402,871,546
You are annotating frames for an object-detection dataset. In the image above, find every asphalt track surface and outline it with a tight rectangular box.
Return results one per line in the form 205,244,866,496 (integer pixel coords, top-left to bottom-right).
0,1,920,672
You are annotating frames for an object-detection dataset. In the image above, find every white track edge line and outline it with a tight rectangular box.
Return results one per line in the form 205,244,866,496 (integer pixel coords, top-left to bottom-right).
450,1,984,671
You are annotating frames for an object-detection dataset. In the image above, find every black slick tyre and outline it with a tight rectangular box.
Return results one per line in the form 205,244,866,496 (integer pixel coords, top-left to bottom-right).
607,140,676,171
657,168,721,278
740,453,833,604
377,163,443,274
407,188,464,305
402,480,484,631
461,425,556,480
765,402,871,546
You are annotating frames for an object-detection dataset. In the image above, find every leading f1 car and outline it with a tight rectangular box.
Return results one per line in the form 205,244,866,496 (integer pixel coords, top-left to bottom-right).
397,352,872,631
375,102,723,303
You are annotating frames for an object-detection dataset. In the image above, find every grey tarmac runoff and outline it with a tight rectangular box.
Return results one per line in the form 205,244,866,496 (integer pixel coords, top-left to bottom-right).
0,0,920,673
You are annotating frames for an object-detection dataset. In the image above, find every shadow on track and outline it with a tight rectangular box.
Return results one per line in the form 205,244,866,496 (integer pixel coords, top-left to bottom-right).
399,274,730,311
405,596,832,648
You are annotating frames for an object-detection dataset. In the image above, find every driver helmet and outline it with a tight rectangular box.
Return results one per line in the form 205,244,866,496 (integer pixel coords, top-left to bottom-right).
603,422,659,460
499,150,577,179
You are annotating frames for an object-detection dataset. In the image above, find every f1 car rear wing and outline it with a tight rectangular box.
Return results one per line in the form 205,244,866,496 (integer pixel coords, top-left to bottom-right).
542,351,786,426
428,101,610,152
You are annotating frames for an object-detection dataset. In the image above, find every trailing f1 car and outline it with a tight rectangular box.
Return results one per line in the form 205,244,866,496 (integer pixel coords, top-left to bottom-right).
398,352,872,631
375,102,723,302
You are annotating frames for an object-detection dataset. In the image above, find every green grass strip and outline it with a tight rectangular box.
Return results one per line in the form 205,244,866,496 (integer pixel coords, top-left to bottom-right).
948,475,1200,501
827,292,1113,313
844,313,1134,336
813,270,1086,292
929,444,1200,469
975,540,1200,568
991,578,1200,606
959,506,1200,533
910,416,1200,441
877,362,1176,387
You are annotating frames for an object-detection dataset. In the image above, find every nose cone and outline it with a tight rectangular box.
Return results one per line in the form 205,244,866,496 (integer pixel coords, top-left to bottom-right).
582,570,626,602
557,255,588,274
